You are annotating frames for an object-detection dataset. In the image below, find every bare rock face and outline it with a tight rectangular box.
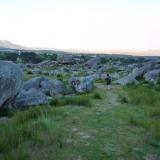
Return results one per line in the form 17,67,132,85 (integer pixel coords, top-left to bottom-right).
0,60,23,107
70,76,94,93
13,88,48,107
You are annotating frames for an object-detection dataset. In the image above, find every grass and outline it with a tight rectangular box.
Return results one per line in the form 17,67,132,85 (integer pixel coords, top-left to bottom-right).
104,67,120,73
50,95,92,107
125,84,160,151
125,84,160,106
91,92,102,99
0,83,160,159
0,108,14,117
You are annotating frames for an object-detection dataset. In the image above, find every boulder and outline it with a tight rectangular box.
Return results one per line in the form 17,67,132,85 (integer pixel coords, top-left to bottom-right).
90,73,101,81
70,76,94,93
144,69,160,82
49,80,64,95
114,67,143,85
13,88,48,107
48,68,67,76
36,60,58,67
31,68,42,74
22,77,64,95
57,55,75,64
85,57,101,68
114,75,138,85
0,61,23,107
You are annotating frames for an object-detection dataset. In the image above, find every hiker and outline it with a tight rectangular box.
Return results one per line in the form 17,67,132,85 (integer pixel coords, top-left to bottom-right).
106,74,112,89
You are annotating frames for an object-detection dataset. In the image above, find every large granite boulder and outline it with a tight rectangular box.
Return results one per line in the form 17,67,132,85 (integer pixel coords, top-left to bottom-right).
0,61,23,107
85,57,101,68
13,88,48,107
70,76,94,93
144,69,160,82
114,67,143,85
57,55,75,64
114,75,138,85
22,77,64,95
48,68,67,76
31,68,42,74
49,80,64,95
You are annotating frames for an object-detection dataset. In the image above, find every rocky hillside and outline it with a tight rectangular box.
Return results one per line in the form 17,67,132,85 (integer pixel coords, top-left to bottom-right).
0,53,160,159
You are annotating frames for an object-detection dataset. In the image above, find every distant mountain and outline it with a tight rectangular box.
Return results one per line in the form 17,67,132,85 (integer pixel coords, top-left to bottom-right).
0,40,160,56
0,40,33,50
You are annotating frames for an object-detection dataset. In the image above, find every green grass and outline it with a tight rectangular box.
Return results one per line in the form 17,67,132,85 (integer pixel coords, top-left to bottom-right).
104,67,120,73
0,108,14,117
125,85,160,106
50,95,92,107
125,84,160,151
0,84,160,159
91,92,102,99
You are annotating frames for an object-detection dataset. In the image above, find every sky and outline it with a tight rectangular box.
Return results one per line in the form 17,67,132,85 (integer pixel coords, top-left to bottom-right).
0,0,160,51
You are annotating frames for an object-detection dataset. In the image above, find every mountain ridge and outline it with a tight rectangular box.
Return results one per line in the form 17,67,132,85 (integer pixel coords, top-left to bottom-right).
0,40,160,56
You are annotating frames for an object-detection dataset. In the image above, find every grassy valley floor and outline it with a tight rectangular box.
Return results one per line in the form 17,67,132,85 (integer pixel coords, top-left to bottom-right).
0,83,160,160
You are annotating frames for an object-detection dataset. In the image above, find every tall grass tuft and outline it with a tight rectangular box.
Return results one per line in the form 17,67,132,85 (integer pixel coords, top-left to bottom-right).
92,92,102,99
0,108,14,117
126,85,160,106
50,96,92,107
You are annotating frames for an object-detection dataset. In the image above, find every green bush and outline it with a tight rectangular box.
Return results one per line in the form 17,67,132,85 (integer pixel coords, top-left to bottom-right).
104,67,120,73
0,108,14,117
26,70,32,75
150,108,160,118
92,92,102,99
119,95,129,104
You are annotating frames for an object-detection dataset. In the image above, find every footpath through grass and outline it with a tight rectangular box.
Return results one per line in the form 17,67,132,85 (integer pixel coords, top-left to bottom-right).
0,84,160,160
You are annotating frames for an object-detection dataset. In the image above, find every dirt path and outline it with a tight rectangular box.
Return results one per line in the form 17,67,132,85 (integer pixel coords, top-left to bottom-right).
95,83,120,108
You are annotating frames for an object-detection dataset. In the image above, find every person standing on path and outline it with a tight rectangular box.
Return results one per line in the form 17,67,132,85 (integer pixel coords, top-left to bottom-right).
106,74,112,90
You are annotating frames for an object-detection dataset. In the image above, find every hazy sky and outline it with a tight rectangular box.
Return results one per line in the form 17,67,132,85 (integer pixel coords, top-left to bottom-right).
0,0,160,50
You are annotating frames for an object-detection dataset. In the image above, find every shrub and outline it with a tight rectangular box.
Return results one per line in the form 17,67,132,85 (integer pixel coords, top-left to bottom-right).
26,70,32,75
119,95,129,104
19,52,43,64
150,108,160,118
105,67,120,73
92,92,102,99
0,108,14,117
